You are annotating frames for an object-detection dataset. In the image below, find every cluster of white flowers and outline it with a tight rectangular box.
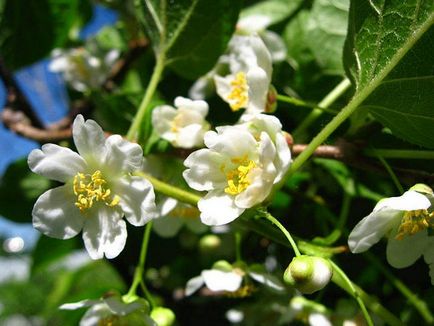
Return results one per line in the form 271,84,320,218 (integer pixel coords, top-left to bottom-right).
49,47,119,92
348,184,434,284
29,115,157,259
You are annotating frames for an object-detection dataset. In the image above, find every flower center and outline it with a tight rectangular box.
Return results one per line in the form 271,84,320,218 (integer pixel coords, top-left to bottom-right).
227,72,248,111
73,170,120,212
395,209,434,240
223,155,256,195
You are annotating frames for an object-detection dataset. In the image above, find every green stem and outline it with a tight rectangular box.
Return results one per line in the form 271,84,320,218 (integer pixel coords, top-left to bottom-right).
330,260,374,326
260,211,301,257
126,54,166,141
292,78,351,140
235,232,242,263
284,77,377,180
375,151,404,193
126,222,153,298
364,252,434,324
276,94,339,115
134,171,200,206
364,148,434,160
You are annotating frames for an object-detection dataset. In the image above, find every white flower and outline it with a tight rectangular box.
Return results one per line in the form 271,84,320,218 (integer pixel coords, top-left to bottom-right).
214,34,273,114
153,197,207,238
183,127,277,225
28,115,157,259
49,48,119,92
183,115,290,225
185,260,284,296
152,97,210,148
236,14,287,62
348,185,434,277
60,295,156,326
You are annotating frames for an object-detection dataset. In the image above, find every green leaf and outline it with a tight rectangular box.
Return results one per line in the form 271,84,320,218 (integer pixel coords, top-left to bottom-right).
0,159,51,223
314,158,383,201
0,0,88,70
240,0,303,26
306,0,349,75
344,1,434,148
138,0,241,79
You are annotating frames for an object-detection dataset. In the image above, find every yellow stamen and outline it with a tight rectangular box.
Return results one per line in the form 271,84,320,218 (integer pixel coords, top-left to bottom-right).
395,209,434,240
73,170,120,212
224,155,256,195
227,72,248,111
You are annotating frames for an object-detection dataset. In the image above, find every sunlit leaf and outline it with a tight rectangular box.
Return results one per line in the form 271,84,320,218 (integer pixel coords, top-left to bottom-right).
344,1,434,148
138,0,241,79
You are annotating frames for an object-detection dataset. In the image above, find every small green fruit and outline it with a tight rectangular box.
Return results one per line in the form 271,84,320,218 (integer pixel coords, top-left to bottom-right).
284,255,333,294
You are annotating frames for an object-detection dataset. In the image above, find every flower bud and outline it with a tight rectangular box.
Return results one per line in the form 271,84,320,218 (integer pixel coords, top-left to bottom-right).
151,307,176,326
199,234,221,253
283,256,333,294
265,85,278,113
410,183,433,195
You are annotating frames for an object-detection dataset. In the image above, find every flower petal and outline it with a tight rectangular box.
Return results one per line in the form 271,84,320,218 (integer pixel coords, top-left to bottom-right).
374,190,431,212
246,66,268,113
202,269,243,292
204,128,257,158
28,144,86,182
348,209,401,253
260,30,287,62
103,135,144,173
82,206,127,259
72,115,106,160
80,303,111,326
183,149,227,191
175,124,205,148
32,185,84,239
185,275,205,296
198,191,245,226
248,269,284,292
152,105,177,142
174,96,209,117
386,227,429,268
59,299,100,310
115,176,157,226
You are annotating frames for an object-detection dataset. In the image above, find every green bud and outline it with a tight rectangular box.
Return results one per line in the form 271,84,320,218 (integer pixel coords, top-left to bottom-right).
151,307,176,326
283,256,333,294
410,183,433,195
199,234,221,253
212,260,233,272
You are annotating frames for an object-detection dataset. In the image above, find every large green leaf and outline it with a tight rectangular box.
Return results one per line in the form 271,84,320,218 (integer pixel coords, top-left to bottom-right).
138,0,241,79
306,0,349,75
0,159,51,223
0,0,89,70
344,1,434,148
